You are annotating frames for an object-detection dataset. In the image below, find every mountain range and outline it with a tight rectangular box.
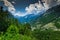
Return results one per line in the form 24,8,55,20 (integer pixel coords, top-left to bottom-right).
30,4,60,31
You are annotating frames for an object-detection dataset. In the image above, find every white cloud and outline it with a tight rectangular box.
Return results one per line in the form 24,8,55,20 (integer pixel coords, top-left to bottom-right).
25,4,37,14
25,1,46,15
12,1,16,4
3,0,16,13
43,0,60,8
15,2,44,17
3,0,60,17
3,0,49,17
13,12,28,17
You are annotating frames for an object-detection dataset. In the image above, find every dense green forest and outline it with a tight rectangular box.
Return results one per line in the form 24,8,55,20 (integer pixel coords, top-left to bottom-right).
0,6,36,40
0,5,60,40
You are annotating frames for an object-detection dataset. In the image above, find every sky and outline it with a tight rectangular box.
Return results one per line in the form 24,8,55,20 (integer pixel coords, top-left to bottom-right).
0,0,60,23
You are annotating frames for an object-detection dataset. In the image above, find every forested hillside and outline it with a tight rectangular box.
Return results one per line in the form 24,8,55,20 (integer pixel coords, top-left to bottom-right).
31,5,60,30
29,5,60,40
0,6,36,40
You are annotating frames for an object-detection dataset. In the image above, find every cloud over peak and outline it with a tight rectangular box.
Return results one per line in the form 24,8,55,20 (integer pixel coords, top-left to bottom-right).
3,0,60,17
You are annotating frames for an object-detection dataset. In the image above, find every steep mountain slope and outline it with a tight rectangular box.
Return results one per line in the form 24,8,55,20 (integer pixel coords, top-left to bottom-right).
31,4,60,30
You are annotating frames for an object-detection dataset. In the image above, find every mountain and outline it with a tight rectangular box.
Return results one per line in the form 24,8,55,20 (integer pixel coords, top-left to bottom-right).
31,4,60,31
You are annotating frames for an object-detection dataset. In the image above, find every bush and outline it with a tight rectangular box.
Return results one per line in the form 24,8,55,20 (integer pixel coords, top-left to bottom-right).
0,25,36,40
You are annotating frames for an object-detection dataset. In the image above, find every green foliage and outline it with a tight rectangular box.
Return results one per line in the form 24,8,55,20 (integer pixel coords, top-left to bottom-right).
7,25,19,34
19,23,32,36
0,9,36,40
0,11,9,32
32,29,60,40
54,17,60,28
0,24,36,40
1,34,36,40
